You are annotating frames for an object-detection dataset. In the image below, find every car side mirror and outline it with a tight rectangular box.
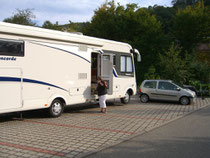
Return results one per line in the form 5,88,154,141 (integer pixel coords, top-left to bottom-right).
176,88,181,91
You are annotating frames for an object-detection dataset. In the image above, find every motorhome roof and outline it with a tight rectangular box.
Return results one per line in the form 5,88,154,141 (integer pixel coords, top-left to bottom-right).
0,22,131,50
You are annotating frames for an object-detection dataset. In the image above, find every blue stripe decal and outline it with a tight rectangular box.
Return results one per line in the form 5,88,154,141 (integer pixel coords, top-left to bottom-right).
98,50,103,54
0,77,68,92
30,42,90,63
0,77,21,82
113,68,118,77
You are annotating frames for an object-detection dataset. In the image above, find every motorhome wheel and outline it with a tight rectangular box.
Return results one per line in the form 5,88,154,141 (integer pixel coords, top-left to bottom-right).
49,99,64,117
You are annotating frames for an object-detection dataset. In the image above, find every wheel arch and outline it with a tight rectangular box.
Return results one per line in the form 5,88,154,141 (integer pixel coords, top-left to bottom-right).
140,93,150,103
140,93,149,97
126,88,134,96
55,97,66,106
48,94,67,108
179,95,191,105
179,95,190,100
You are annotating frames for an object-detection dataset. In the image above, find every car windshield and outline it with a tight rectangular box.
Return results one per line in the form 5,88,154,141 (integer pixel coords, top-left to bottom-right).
172,82,184,88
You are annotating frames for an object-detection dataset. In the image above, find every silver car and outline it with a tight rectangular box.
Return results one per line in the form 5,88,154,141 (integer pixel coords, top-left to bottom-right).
139,80,196,105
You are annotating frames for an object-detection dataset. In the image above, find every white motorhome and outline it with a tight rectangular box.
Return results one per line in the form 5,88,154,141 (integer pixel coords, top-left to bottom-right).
0,22,141,117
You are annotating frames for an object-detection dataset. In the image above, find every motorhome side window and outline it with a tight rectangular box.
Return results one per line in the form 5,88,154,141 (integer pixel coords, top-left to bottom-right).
120,56,133,73
0,39,24,57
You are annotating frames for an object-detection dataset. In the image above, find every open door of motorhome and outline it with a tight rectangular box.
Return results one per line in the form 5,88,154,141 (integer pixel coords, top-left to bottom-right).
100,54,113,95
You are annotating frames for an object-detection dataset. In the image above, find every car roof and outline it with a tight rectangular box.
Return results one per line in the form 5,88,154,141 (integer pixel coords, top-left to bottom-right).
143,79,173,82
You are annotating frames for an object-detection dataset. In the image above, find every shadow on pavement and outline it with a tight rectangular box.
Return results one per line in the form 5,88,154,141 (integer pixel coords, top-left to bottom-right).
0,101,122,121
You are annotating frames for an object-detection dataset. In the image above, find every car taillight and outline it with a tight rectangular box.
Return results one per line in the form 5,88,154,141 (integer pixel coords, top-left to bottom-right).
139,88,141,93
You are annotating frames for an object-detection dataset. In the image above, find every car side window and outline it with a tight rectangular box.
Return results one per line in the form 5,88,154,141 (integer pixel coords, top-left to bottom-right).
144,81,157,89
158,82,178,91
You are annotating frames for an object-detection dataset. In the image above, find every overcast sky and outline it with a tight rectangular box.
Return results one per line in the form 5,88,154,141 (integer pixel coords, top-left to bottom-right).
0,0,172,26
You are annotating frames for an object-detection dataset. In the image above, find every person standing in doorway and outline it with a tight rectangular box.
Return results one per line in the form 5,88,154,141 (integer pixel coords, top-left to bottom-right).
96,76,108,113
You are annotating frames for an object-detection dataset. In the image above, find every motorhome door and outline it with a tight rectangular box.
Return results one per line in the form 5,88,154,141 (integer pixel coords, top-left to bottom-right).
0,68,22,111
100,54,113,95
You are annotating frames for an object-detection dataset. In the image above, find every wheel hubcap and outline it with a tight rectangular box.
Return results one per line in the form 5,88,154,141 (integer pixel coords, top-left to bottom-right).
181,97,188,105
124,93,129,102
52,102,62,115
141,95,148,102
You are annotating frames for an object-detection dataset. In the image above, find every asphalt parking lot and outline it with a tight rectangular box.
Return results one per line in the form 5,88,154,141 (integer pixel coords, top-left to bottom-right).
0,96,210,158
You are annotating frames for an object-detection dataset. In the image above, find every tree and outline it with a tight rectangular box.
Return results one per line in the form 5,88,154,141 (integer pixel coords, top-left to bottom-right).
4,9,36,26
159,43,189,84
172,0,210,7
188,55,210,83
84,1,126,40
144,65,160,80
84,1,168,83
147,5,176,34
42,21,62,31
172,1,210,53
62,21,85,33
172,0,197,6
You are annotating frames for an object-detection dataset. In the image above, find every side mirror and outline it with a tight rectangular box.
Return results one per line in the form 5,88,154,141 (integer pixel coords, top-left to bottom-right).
176,88,181,91
134,49,141,62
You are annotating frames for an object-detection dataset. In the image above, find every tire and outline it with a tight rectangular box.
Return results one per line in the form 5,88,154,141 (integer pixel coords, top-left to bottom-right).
49,99,64,117
120,91,131,104
140,94,149,103
180,96,190,105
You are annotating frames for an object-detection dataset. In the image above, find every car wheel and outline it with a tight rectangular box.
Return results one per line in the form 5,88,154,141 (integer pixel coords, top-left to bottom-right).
121,91,131,104
49,99,64,117
140,94,149,103
180,96,190,105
